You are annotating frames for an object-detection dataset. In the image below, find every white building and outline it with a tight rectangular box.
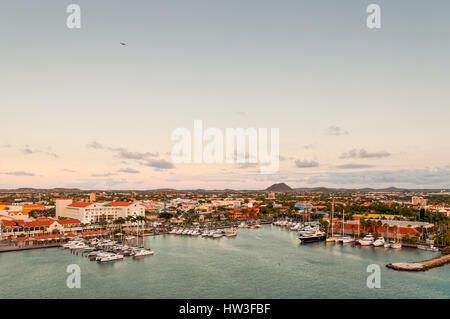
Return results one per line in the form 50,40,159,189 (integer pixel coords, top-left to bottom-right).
412,196,427,206
55,199,145,224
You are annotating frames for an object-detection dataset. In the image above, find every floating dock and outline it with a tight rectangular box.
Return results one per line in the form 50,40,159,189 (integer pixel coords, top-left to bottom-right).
386,253,450,271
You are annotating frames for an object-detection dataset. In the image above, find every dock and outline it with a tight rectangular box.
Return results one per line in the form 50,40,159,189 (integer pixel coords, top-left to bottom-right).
0,244,62,253
386,253,450,272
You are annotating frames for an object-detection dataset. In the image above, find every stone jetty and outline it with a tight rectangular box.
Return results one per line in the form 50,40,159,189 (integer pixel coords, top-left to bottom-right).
386,253,450,271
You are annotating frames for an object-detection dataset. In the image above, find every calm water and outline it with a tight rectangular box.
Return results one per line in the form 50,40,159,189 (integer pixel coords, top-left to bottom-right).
1,225,449,299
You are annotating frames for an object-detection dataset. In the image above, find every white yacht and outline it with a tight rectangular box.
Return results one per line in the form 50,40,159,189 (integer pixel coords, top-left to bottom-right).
359,235,375,246
98,253,124,263
133,249,154,258
212,231,223,238
390,242,402,249
226,229,237,237
340,235,354,244
372,237,386,247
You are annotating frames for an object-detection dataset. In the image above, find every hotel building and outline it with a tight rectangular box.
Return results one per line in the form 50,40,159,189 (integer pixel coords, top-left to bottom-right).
56,199,145,224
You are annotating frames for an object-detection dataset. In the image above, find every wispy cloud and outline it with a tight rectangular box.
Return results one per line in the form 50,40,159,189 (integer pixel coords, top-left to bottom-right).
327,125,349,136
62,169,76,173
1,171,35,176
236,163,258,169
118,167,140,174
340,148,390,159
336,163,375,169
91,172,117,177
140,159,175,169
21,145,59,158
294,159,320,168
87,141,103,149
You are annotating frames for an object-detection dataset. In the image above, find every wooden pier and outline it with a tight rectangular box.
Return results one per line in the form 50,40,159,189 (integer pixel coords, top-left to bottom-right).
386,253,450,272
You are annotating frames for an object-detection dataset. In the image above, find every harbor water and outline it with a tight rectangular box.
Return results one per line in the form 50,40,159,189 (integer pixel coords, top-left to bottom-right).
1,225,449,298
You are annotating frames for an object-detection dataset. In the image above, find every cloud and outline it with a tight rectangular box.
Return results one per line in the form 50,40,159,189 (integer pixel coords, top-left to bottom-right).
295,159,320,168
110,148,159,160
1,171,35,176
303,144,314,149
91,172,117,177
21,145,59,158
340,148,390,159
1,144,11,148
140,159,175,169
327,125,349,136
87,141,104,149
118,167,140,174
336,163,375,169
236,163,258,169
62,169,76,173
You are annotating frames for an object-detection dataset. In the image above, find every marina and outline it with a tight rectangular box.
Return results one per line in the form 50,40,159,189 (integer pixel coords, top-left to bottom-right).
1,225,448,299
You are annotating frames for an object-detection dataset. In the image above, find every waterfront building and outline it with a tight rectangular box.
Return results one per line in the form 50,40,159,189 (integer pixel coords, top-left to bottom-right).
55,199,145,223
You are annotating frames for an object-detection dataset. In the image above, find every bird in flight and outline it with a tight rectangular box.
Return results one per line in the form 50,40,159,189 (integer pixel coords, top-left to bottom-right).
120,42,126,46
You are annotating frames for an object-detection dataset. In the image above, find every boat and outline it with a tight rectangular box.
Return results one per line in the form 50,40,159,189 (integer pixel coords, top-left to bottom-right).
226,229,237,237
418,245,439,252
299,229,326,243
372,237,385,247
359,235,375,246
340,235,354,244
390,242,402,249
133,249,154,258
98,253,124,263
384,241,391,248
212,231,223,238
238,222,247,228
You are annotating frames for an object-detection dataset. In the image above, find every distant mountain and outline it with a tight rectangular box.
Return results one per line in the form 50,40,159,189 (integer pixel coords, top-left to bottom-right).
266,183,293,192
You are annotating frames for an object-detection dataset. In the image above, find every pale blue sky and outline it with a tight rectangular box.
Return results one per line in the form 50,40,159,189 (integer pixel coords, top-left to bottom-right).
1,1,449,189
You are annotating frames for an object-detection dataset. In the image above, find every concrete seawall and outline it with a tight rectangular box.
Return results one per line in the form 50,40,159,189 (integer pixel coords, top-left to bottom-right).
386,253,450,271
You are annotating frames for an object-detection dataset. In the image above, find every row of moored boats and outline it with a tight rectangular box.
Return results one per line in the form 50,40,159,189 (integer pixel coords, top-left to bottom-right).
168,228,237,238
62,238,154,262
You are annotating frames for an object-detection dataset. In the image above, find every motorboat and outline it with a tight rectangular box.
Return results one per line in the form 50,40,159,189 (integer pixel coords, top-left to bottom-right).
212,231,223,238
226,229,237,237
299,230,326,243
98,253,124,263
418,245,439,252
133,249,154,258
340,235,354,244
390,242,402,249
238,222,247,228
359,235,375,246
372,237,385,247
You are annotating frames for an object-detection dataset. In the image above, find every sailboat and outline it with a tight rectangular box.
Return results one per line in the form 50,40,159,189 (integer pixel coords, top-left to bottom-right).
390,227,402,249
326,198,339,243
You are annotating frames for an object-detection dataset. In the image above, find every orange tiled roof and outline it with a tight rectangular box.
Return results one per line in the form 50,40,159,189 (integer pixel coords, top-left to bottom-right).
68,202,92,208
109,202,133,207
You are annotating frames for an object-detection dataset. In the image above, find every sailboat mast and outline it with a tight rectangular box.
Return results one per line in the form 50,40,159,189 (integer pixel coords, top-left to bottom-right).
331,198,334,237
342,209,345,237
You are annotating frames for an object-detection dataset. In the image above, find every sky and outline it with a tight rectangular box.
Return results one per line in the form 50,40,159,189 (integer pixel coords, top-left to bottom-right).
1,0,449,190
